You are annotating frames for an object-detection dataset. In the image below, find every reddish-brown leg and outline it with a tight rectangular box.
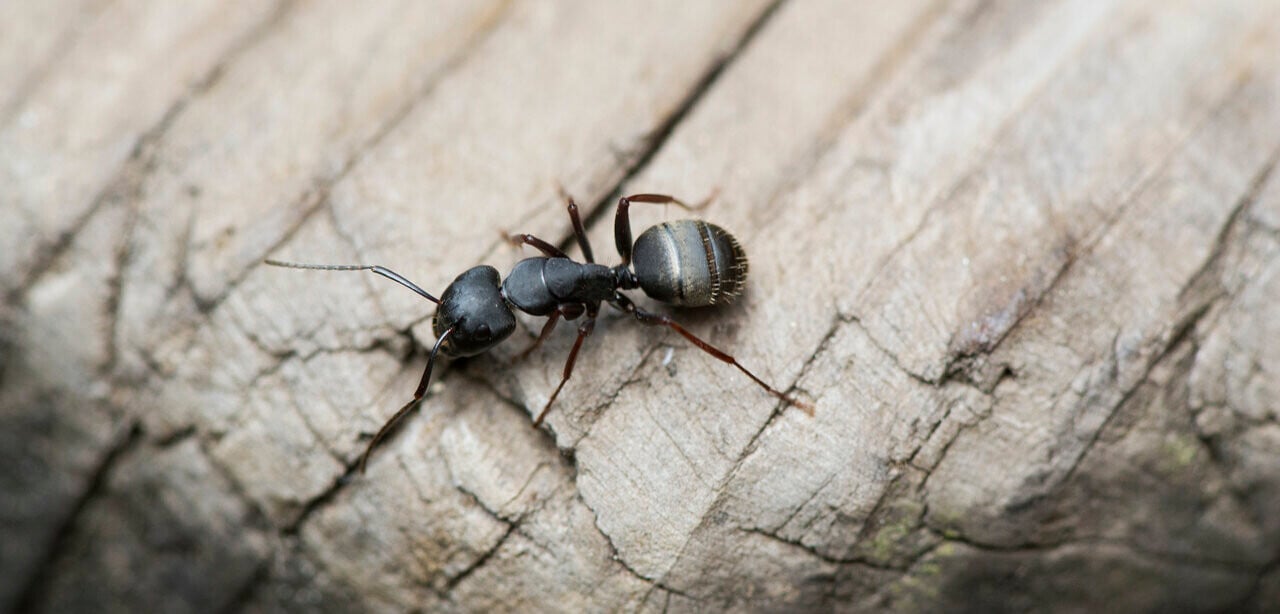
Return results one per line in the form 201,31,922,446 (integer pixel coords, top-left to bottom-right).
359,327,454,473
516,310,561,360
516,300,593,361
532,307,597,426
613,191,717,266
505,232,566,259
556,186,595,263
611,295,813,415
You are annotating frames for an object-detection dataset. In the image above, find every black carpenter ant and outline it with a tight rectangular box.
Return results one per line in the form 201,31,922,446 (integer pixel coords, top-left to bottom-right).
267,191,813,472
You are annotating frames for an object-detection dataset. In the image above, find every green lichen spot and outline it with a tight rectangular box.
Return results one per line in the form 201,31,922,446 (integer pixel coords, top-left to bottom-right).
1159,434,1201,472
866,519,911,561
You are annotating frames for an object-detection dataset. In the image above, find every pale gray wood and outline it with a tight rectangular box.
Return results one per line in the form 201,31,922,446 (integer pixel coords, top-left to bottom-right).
3,0,1279,612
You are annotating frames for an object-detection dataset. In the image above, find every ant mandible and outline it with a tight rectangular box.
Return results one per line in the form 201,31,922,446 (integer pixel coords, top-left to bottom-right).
266,190,814,472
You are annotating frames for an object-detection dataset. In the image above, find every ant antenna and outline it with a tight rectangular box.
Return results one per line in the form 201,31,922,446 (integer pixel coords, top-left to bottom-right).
264,260,440,304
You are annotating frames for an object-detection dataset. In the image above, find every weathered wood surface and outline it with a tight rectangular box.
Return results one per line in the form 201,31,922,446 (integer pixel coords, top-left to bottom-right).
4,0,1280,611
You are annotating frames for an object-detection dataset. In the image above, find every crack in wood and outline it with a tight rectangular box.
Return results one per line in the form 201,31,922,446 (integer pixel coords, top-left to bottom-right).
742,526,905,571
923,529,1266,574
1059,148,1280,488
444,522,517,592
615,309,843,595
1179,145,1280,305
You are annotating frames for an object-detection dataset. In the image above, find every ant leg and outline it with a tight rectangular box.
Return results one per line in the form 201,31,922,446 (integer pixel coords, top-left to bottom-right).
516,304,584,361
613,191,718,266
532,306,597,426
515,310,561,360
611,295,813,415
358,327,454,473
557,186,595,263
504,233,567,259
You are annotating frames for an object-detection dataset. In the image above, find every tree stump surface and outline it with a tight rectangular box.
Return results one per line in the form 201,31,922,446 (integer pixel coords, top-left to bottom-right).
4,1,1279,611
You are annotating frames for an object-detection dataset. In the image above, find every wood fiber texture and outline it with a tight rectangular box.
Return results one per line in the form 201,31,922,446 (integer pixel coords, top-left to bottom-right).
4,0,1280,611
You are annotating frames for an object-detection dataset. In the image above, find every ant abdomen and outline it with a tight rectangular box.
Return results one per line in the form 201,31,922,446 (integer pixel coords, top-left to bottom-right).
632,220,748,307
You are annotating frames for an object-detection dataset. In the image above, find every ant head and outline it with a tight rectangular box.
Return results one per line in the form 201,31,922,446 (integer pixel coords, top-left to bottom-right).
432,265,516,356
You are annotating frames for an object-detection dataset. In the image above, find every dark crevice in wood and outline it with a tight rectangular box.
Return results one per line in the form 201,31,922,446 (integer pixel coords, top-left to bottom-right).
772,471,840,536
838,313,937,389
741,527,906,572
282,461,362,537
12,421,141,613
589,310,846,602
168,200,200,312
591,512,696,606
452,369,586,489
851,471,936,562
608,310,840,589
1237,556,1280,613
103,203,141,382
940,243,1077,390
435,473,565,598
278,358,470,533
1178,144,1280,305
616,312,841,595
246,326,422,471
190,435,279,545
909,394,995,501
913,321,1258,570
455,368,539,424
153,425,199,449
734,312,841,467
929,530,1266,577
496,463,554,514
567,341,664,448
440,366,705,600
1060,147,1280,488
444,523,517,593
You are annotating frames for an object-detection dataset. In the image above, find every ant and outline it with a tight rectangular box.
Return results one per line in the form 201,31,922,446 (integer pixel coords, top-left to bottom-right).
267,190,813,472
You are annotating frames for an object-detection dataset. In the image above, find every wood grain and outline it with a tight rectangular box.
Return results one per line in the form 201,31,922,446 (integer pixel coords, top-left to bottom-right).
3,0,1279,611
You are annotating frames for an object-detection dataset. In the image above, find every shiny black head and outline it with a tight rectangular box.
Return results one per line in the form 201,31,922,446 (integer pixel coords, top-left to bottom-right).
432,265,516,356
